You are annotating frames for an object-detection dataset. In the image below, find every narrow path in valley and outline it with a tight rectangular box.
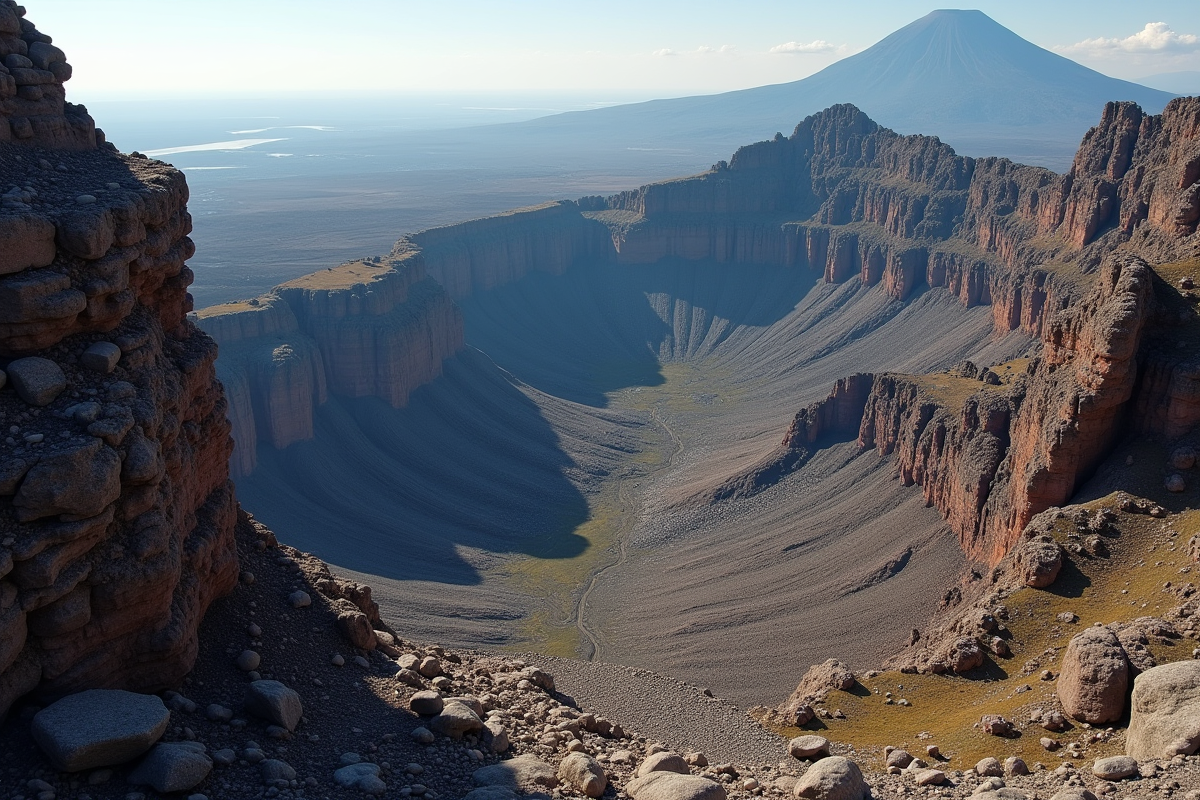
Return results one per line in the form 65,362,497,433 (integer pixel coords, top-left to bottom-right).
574,405,685,660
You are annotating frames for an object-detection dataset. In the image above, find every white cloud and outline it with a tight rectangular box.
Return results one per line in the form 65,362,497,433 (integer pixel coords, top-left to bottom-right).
769,39,838,55
652,48,677,57
1059,22,1200,55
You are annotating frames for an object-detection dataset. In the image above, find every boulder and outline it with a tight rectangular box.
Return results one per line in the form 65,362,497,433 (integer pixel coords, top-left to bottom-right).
914,768,947,786
463,789,517,800
789,735,830,760
1091,755,1137,780
975,757,1003,776
1057,627,1129,723
128,742,212,793
778,660,856,721
794,756,868,800
885,749,913,769
1048,791,1097,800
409,690,443,716
334,762,387,795
1127,659,1200,759
558,752,608,797
31,689,169,772
6,356,66,406
244,680,303,732
473,754,558,792
638,751,691,777
483,719,509,753
628,772,727,800
431,701,483,738
1012,540,1064,588
81,341,121,373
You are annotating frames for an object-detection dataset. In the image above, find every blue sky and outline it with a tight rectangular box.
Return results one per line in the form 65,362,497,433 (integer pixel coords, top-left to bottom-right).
28,1,1200,101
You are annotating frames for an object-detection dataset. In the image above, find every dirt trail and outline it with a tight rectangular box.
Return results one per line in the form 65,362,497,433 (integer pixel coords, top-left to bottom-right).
574,405,685,660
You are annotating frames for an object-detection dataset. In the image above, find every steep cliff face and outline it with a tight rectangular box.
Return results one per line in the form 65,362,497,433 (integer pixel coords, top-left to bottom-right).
593,99,1200,341
0,4,236,717
197,254,463,477
408,202,613,300
741,256,1154,566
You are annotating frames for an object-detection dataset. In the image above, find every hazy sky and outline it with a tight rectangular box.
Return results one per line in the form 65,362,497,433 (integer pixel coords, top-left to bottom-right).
28,1,1200,101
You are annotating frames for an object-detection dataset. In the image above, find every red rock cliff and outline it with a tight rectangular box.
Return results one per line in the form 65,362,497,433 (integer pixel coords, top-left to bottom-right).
0,3,236,718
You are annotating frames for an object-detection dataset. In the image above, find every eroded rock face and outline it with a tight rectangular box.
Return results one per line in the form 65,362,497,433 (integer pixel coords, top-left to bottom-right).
0,2,237,718
1057,626,1130,724
197,254,463,478
0,1,95,150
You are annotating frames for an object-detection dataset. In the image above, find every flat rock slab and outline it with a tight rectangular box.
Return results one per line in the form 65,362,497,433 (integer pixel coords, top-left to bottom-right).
128,741,211,793
627,771,727,800
31,689,169,772
245,680,303,732
473,754,558,792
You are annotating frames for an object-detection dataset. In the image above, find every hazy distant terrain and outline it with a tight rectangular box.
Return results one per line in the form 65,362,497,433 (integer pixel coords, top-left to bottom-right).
108,12,1176,311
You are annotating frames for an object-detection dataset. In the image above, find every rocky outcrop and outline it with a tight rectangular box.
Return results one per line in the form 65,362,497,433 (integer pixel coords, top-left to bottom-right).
197,253,463,478
0,3,237,719
0,1,95,150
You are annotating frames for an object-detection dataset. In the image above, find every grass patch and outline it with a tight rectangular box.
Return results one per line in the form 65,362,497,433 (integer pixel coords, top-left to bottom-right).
766,491,1200,766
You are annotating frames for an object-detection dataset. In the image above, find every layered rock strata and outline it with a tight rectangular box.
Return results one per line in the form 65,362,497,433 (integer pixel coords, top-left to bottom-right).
197,254,462,477
0,5,236,719
0,0,94,149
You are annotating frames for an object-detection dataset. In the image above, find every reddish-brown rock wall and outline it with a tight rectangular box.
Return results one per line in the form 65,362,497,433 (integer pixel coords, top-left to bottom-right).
0,1,94,150
0,7,237,715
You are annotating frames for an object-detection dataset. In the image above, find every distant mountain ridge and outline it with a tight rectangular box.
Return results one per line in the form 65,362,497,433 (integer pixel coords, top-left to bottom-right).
503,9,1176,171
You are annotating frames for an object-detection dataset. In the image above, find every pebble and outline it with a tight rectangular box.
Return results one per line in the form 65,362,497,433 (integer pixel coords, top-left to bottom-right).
247,622,262,637
331,654,345,667
412,727,435,744
236,650,261,671
289,590,312,608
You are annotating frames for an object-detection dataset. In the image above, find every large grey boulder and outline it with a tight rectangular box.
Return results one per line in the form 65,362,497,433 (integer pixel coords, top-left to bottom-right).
1057,626,1129,724
128,741,212,793
473,754,558,792
627,771,727,800
244,680,303,731
31,689,169,772
6,356,66,406
558,752,607,798
1127,660,1200,759
794,756,868,800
